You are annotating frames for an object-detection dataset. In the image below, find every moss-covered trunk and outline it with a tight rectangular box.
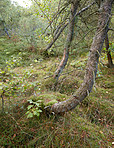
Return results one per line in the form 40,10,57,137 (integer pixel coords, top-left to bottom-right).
51,0,113,114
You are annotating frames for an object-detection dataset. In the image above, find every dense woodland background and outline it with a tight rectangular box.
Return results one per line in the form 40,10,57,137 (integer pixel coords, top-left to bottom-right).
0,0,114,147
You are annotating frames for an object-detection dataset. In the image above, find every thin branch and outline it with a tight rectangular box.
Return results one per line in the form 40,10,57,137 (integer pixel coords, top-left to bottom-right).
42,2,70,35
75,27,97,45
108,28,114,32
45,23,68,51
45,1,95,51
76,1,95,16
33,0,54,39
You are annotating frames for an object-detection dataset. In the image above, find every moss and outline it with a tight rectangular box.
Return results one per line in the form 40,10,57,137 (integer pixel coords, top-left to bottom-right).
28,91,69,107
54,92,68,101
41,77,57,91
103,81,114,88
70,58,87,68
30,94,56,106
37,94,57,106
56,76,80,94
81,94,113,124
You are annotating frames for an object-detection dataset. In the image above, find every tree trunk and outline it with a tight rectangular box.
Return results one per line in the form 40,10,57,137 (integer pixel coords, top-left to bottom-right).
51,0,113,114
53,0,79,80
105,33,114,68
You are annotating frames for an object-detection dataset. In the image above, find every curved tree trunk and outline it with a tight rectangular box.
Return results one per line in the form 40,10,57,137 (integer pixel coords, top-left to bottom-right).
51,0,113,114
53,0,80,80
105,33,114,68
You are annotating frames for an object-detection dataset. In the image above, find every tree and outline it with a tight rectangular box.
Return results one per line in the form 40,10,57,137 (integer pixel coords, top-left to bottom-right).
105,33,114,68
53,0,80,80
0,0,22,37
0,0,11,37
44,1,95,53
49,0,113,114
39,0,97,80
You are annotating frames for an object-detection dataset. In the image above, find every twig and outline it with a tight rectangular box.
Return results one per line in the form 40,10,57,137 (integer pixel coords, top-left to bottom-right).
33,0,54,39
108,28,114,32
42,2,70,35
45,2,95,51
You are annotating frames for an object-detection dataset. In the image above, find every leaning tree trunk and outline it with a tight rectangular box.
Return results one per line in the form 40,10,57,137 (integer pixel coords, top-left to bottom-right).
51,0,113,114
53,0,80,80
105,33,114,68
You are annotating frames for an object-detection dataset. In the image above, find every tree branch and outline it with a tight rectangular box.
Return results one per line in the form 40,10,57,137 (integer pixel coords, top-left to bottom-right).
108,28,114,32
45,1,95,51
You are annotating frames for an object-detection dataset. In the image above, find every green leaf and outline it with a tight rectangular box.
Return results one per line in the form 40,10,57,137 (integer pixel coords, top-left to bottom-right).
0,89,3,95
33,111,37,115
37,100,42,103
28,99,33,103
38,109,42,113
35,103,40,107
26,111,30,114
36,113,40,117
27,112,33,118
27,105,33,110
34,60,38,63
6,52,10,54
0,85,3,90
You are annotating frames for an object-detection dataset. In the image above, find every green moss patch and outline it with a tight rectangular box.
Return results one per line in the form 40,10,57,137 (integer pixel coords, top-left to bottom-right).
29,92,68,107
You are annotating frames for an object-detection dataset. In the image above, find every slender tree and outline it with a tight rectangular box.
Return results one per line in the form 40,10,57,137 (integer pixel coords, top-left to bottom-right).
105,33,114,68
53,0,80,80
50,0,113,114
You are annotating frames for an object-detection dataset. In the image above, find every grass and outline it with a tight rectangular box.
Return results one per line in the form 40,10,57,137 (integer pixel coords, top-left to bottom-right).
0,37,114,147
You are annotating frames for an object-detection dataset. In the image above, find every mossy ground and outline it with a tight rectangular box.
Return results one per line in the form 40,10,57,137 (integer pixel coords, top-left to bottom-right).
0,37,114,147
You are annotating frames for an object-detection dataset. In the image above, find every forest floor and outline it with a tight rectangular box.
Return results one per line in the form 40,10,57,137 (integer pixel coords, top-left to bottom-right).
0,37,114,147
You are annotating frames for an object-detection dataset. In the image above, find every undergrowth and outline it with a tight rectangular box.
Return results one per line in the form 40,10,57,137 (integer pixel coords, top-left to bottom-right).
0,37,114,147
